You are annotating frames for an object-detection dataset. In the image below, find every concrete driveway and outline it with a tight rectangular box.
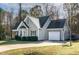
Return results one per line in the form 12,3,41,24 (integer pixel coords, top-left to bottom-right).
0,41,65,52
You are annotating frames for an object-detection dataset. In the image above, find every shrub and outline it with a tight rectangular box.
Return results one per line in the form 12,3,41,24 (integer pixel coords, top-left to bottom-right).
22,37,28,41
15,36,38,41
22,36,38,41
15,35,21,41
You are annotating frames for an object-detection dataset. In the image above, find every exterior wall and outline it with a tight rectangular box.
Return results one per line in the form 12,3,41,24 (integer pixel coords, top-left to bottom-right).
12,31,16,38
26,18,38,36
47,29,64,41
38,28,48,40
38,18,51,40
24,15,40,28
18,28,28,37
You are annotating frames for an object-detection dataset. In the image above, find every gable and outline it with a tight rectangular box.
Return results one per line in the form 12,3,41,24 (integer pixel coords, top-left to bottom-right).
13,15,66,30
47,19,66,29
16,21,29,30
24,15,40,28
24,15,49,28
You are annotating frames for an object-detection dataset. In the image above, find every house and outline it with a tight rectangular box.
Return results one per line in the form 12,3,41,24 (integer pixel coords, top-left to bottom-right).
12,15,70,41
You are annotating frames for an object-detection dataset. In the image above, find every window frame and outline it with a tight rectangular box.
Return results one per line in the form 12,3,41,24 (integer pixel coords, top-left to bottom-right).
31,31,36,36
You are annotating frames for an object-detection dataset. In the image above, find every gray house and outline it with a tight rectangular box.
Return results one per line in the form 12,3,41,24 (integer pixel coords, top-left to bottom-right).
12,15,69,41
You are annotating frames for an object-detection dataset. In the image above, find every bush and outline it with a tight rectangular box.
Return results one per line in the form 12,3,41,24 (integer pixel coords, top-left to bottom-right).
15,36,38,41
22,37,28,41
15,35,21,41
27,36,38,41
22,36,38,41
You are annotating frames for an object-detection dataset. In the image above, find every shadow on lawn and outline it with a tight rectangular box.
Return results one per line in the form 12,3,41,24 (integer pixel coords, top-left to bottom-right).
0,40,67,46
0,40,45,45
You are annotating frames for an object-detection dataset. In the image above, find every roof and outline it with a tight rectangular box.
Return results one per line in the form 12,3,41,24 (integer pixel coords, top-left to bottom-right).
20,26,26,28
12,21,29,29
47,19,66,29
23,21,29,28
12,21,21,29
13,16,49,29
38,16,49,27
13,15,66,29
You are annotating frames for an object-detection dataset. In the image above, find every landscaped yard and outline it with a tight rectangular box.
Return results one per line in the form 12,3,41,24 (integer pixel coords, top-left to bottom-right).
0,41,79,55
0,40,34,45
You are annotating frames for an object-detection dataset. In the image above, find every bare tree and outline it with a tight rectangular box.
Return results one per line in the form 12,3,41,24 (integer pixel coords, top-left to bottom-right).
30,5,43,17
63,3,72,46
63,3,79,46
9,8,14,40
0,8,5,40
43,3,59,19
19,3,22,22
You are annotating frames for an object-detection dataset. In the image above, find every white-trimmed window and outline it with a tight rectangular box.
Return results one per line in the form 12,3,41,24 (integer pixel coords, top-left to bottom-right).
31,31,36,36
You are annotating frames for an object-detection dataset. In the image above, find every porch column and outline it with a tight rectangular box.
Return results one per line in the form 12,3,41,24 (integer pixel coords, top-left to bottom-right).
27,28,29,36
63,29,65,41
38,29,39,40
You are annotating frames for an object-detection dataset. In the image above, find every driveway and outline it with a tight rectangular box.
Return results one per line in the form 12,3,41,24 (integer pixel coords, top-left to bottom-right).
0,41,65,52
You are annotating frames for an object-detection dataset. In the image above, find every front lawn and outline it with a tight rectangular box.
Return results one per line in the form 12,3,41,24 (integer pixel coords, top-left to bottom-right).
0,40,35,45
0,41,79,55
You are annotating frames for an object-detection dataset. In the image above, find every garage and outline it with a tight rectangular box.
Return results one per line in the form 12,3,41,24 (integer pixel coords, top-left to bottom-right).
49,31,60,40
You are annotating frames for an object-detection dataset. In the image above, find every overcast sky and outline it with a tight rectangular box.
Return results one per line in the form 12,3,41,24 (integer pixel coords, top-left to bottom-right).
0,3,67,19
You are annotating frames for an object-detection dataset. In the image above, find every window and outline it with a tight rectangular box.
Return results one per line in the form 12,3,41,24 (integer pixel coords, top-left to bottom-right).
31,31,36,36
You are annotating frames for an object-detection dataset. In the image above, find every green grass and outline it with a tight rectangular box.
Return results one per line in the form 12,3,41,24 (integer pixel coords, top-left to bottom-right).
0,40,36,45
0,41,79,55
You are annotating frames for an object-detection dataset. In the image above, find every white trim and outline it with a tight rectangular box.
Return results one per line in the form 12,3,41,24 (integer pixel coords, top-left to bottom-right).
43,18,51,29
27,28,28,36
24,15,40,28
47,28,63,30
38,29,39,40
63,29,65,41
17,21,28,30
12,29,18,32
48,31,61,40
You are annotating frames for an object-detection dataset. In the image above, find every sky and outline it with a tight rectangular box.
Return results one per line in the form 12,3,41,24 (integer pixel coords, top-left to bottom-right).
0,3,67,19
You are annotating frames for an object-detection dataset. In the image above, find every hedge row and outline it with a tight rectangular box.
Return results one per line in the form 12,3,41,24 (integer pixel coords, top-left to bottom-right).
15,35,38,41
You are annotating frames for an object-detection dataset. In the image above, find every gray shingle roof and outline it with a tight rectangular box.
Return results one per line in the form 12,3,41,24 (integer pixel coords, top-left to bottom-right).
23,21,29,28
12,21,21,29
13,16,66,29
20,26,26,28
38,16,49,27
47,19,66,28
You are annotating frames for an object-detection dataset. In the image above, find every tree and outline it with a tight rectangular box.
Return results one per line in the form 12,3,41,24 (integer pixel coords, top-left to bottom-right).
21,10,28,20
19,3,22,22
9,8,14,39
63,3,79,46
30,5,43,17
0,8,5,40
18,3,28,21
43,3,59,19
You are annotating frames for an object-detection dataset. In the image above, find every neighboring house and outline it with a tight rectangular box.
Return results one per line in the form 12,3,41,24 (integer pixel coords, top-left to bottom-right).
12,15,69,41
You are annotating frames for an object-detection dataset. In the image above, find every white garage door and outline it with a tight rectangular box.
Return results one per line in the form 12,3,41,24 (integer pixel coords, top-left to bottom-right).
49,31,60,40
